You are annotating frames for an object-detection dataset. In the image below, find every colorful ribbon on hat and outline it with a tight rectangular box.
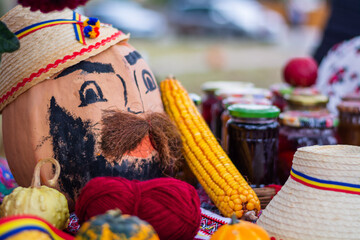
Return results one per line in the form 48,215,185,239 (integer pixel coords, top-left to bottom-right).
14,12,100,45
290,168,360,195
0,215,74,240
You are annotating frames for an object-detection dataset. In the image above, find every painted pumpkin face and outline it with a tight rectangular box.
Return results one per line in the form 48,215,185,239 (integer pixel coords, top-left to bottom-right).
2,41,164,209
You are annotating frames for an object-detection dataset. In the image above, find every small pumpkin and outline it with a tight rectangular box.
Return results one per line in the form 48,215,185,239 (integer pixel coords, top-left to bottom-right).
0,158,69,229
210,215,270,240
75,209,159,240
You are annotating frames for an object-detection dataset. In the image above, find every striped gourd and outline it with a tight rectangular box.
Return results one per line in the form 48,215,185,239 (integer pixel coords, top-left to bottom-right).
160,77,260,218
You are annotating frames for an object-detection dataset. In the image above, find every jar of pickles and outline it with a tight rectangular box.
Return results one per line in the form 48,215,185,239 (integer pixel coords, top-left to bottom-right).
227,104,280,187
278,110,338,184
337,101,360,145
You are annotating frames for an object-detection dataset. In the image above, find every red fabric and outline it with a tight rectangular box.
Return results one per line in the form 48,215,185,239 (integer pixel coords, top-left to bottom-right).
266,184,282,194
75,177,201,240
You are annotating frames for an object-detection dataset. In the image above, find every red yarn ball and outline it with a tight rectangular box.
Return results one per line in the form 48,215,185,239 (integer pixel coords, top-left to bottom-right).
18,0,89,13
75,177,201,240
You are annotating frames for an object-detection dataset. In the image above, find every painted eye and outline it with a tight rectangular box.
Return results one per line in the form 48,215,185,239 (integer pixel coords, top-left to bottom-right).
142,70,157,94
79,81,107,107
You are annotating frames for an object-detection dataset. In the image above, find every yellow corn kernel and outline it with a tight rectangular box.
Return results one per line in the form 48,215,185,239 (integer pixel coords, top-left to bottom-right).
160,77,260,218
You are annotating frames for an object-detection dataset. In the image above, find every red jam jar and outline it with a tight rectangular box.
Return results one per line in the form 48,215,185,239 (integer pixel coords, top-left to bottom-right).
227,104,280,187
278,110,338,184
201,81,253,127
337,101,360,145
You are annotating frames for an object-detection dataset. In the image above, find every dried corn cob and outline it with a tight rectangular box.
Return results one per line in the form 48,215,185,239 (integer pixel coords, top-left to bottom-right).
160,77,260,218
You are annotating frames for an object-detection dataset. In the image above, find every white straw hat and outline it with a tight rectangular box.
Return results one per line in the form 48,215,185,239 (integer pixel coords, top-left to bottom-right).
0,5,129,111
257,145,360,240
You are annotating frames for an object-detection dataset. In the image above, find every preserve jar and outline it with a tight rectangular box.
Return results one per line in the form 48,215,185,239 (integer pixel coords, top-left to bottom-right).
286,87,328,111
342,92,360,102
278,110,338,184
221,97,271,151
201,81,254,127
337,101,360,145
227,104,280,187
212,87,271,140
269,83,293,111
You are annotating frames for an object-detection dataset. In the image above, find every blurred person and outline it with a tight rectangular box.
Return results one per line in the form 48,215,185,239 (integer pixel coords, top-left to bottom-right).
316,35,360,114
313,0,360,64
287,0,323,27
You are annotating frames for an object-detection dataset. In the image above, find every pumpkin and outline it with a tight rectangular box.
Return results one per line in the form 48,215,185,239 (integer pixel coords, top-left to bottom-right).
0,158,69,229
75,209,159,240
210,215,270,240
2,41,166,211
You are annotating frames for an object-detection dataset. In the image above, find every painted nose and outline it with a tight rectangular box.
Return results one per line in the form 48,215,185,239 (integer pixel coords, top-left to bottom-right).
124,134,155,158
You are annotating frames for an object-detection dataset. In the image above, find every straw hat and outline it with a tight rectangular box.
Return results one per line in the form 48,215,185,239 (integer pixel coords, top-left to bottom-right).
0,5,129,111
257,145,360,240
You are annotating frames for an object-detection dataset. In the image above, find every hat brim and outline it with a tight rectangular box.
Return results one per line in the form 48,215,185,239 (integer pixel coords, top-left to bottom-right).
0,5,130,111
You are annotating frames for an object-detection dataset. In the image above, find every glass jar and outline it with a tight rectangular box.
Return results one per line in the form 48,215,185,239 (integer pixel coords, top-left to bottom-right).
269,83,293,112
201,81,254,127
342,92,360,102
202,89,218,127
221,97,271,151
278,110,338,184
337,101,360,145
227,104,280,187
212,87,272,140
286,87,328,111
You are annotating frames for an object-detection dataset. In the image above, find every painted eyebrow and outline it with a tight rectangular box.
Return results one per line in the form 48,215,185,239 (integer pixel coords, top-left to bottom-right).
55,61,115,79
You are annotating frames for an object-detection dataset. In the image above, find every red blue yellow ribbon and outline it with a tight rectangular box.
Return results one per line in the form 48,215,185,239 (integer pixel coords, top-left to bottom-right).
0,215,74,240
290,168,360,195
73,12,86,45
14,12,99,45
15,18,81,40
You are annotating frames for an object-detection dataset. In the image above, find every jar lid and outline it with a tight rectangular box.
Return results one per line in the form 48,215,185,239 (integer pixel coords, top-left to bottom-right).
228,104,280,119
337,101,360,113
270,83,294,96
292,87,320,96
222,97,271,108
342,92,360,102
201,81,254,92
286,92,328,106
215,87,272,99
279,110,338,128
